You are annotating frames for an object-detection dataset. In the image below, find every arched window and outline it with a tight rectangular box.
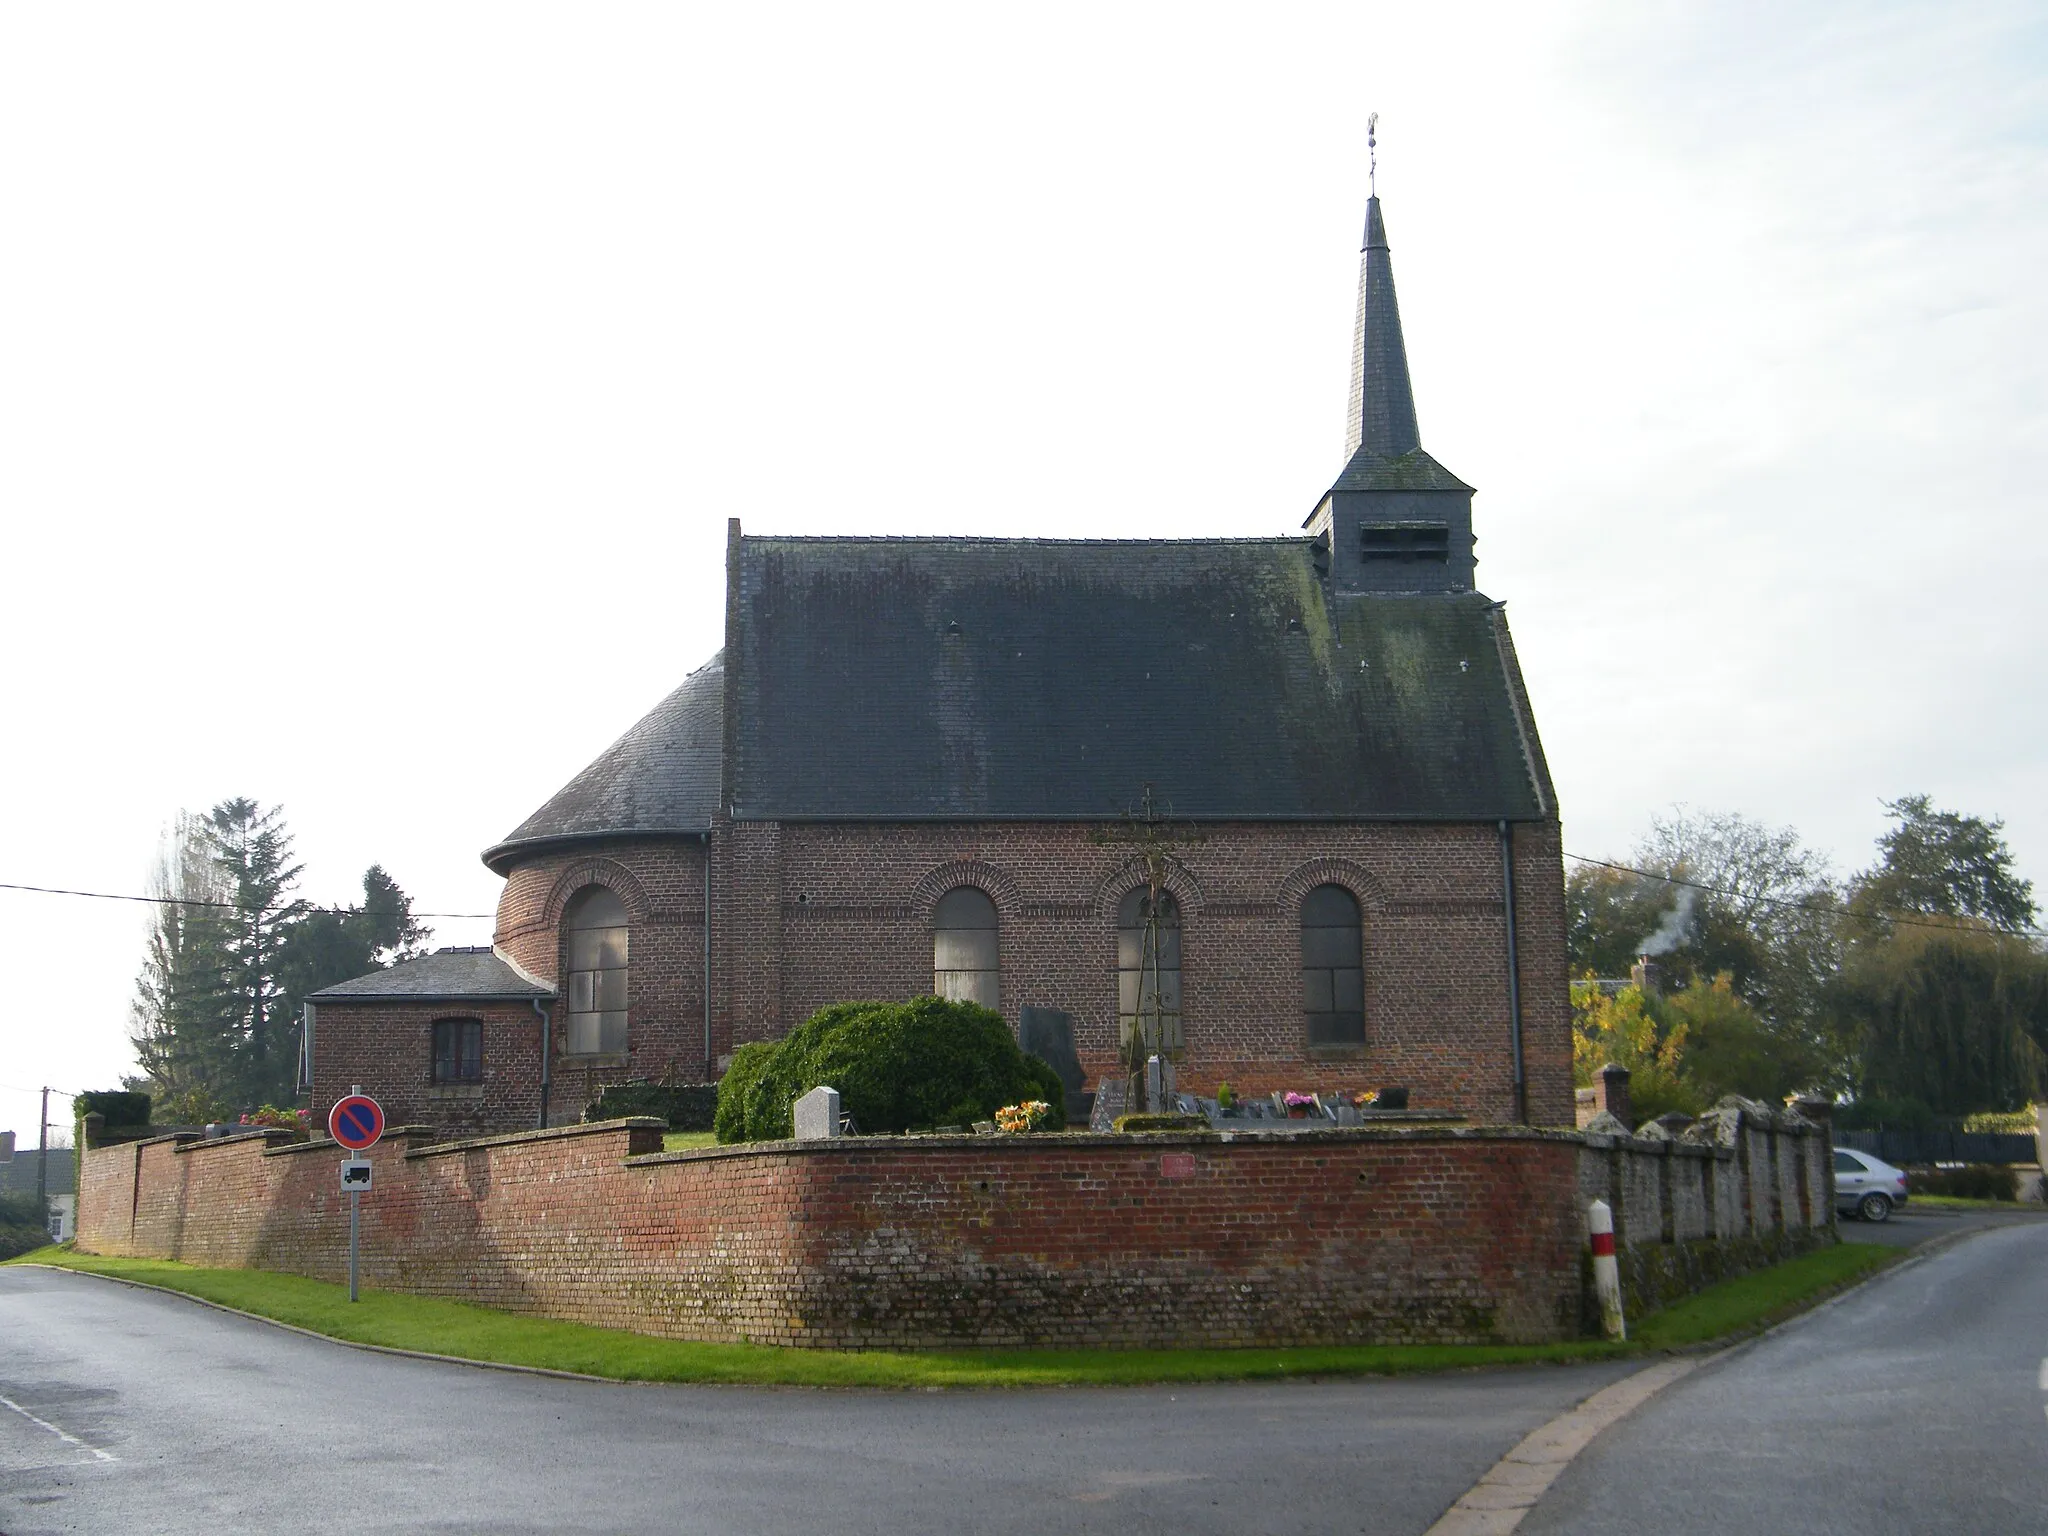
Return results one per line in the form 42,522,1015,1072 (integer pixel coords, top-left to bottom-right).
564,886,629,1055
1301,883,1364,1046
1117,888,1183,1056
933,886,999,1008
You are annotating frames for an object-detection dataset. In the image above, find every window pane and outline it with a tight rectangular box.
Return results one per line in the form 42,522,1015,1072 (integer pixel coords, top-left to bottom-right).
1116,927,1144,969
568,931,606,972
935,929,997,971
1302,884,1359,927
598,1012,628,1053
567,1013,602,1055
591,928,629,969
962,970,999,1009
1117,971,1140,1015
1301,927,1359,969
1302,970,1334,1012
1332,968,1364,1011
433,1025,455,1081
935,887,997,929
1308,1012,1365,1046
566,887,628,928
567,970,596,1012
595,968,628,1010
1155,926,1181,969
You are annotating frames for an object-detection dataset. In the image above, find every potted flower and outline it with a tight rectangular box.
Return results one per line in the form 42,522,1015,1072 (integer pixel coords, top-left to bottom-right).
1283,1091,1316,1120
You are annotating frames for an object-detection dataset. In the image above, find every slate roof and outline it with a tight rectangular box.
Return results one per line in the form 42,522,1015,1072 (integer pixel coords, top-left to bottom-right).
726,535,1552,822
1345,196,1421,463
309,947,553,1002
482,654,723,873
0,1146,71,1196
1324,446,1473,496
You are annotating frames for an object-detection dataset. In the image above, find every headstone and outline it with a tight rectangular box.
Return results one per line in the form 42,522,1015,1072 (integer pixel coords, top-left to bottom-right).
794,1085,842,1141
1019,1007,1086,1118
1335,1103,1361,1127
1145,1055,1177,1113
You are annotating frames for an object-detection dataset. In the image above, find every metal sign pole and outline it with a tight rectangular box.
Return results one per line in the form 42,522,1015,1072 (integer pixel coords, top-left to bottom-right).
349,1187,360,1302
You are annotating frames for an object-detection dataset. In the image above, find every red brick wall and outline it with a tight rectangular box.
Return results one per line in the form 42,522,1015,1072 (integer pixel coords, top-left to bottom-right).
301,817,1566,1137
308,1001,548,1139
76,1123,1591,1348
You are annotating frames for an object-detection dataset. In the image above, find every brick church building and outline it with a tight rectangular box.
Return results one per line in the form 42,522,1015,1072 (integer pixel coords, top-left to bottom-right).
307,189,1571,1136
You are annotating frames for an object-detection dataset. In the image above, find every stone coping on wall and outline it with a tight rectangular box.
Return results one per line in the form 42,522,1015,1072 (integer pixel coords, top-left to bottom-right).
258,1126,443,1159
401,1117,668,1161
1579,1133,1737,1162
621,1121,1600,1168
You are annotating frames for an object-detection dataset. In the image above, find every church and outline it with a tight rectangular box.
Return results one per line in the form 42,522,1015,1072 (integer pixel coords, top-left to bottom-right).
305,187,1572,1137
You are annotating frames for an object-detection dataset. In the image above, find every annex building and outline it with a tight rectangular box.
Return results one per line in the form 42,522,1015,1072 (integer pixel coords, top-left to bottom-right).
306,190,1571,1136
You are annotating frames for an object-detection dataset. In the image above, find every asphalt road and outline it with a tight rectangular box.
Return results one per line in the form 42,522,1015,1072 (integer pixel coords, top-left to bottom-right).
1523,1217,2048,1534
1835,1200,2048,1249
0,1266,1639,1536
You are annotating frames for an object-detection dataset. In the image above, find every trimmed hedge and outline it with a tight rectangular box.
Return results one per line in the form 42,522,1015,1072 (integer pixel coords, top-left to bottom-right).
1907,1164,2020,1201
716,997,1064,1143
74,1090,150,1130
584,1081,719,1132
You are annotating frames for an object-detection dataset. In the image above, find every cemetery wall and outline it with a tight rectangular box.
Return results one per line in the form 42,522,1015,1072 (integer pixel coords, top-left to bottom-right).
76,1109,1831,1350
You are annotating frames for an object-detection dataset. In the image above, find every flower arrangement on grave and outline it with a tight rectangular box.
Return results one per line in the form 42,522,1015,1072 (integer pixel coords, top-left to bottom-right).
1352,1089,1381,1110
995,1100,1053,1133
1283,1091,1316,1118
240,1105,311,1142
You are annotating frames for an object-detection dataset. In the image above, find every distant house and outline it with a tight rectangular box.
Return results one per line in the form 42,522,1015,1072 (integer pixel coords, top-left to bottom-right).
0,1145,75,1241
305,187,1570,1138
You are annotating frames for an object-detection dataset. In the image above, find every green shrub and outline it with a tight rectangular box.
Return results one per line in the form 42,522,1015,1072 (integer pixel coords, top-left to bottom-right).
718,997,1064,1143
0,1193,49,1260
1907,1164,2019,1201
715,1042,781,1144
586,1081,719,1132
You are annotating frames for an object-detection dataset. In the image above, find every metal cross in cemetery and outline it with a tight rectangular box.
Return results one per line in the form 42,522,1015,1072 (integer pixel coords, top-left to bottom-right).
1092,784,1204,1113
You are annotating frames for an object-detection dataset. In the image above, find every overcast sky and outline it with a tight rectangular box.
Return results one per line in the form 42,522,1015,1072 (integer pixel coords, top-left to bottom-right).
3,1,2042,1143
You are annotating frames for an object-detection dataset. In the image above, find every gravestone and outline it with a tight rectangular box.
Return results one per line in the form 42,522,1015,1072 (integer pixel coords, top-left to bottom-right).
1019,1006,1086,1121
793,1085,841,1141
1146,1055,1176,1112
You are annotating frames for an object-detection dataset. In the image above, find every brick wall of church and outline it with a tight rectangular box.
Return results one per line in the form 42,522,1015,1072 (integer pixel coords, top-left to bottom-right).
482,819,1570,1130
307,999,547,1138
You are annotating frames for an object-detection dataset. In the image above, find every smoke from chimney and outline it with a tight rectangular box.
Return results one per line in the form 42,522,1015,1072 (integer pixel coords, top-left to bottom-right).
1636,887,1696,958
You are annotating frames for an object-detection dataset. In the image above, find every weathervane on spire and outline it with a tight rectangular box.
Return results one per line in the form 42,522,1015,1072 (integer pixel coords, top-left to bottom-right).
1368,111,1378,195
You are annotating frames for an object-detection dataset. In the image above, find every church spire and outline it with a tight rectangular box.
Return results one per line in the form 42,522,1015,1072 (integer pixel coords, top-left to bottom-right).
1343,192,1421,460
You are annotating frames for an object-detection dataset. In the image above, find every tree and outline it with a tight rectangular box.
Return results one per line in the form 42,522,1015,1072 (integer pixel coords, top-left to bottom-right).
128,813,241,1117
1850,795,2038,933
1833,796,2047,1116
1571,981,1703,1123
1664,974,1825,1104
1841,924,2048,1116
128,799,432,1115
1569,807,1846,1089
203,798,310,1106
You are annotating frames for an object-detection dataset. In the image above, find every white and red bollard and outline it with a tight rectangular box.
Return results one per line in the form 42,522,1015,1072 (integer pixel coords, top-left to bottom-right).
1588,1198,1627,1340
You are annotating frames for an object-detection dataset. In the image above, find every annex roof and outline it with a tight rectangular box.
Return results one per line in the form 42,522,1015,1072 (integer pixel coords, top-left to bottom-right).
308,947,554,1003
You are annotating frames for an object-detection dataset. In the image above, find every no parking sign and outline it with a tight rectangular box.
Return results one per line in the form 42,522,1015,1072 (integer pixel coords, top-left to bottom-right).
329,1094,384,1151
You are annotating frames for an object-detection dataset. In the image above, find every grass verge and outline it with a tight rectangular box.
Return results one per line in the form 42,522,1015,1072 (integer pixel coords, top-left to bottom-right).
1902,1194,2044,1211
8,1240,1896,1389
661,1130,718,1152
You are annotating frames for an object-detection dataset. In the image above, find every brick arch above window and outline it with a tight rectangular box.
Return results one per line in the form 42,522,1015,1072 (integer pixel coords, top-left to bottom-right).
1275,858,1391,916
1090,856,1207,923
540,858,657,929
906,859,1025,919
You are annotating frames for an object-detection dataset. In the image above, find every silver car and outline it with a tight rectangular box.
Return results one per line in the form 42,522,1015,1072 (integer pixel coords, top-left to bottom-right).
1835,1147,1911,1222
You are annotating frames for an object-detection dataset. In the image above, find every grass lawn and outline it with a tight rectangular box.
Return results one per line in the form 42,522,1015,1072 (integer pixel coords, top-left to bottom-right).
6,1239,1898,1389
661,1131,718,1152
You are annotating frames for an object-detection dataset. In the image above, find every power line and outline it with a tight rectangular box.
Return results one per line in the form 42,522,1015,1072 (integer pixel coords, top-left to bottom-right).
0,880,492,921
1562,852,2048,941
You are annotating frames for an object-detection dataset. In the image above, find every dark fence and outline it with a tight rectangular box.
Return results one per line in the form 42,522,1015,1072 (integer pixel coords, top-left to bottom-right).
1839,1130,2038,1166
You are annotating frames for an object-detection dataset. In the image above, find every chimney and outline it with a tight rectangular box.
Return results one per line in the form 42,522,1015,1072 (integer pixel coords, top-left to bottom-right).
1597,1063,1633,1131
1630,956,1662,996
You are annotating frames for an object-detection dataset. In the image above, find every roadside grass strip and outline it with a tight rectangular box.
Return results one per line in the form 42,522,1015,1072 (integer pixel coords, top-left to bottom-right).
1904,1193,2045,1211
10,1241,1895,1389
